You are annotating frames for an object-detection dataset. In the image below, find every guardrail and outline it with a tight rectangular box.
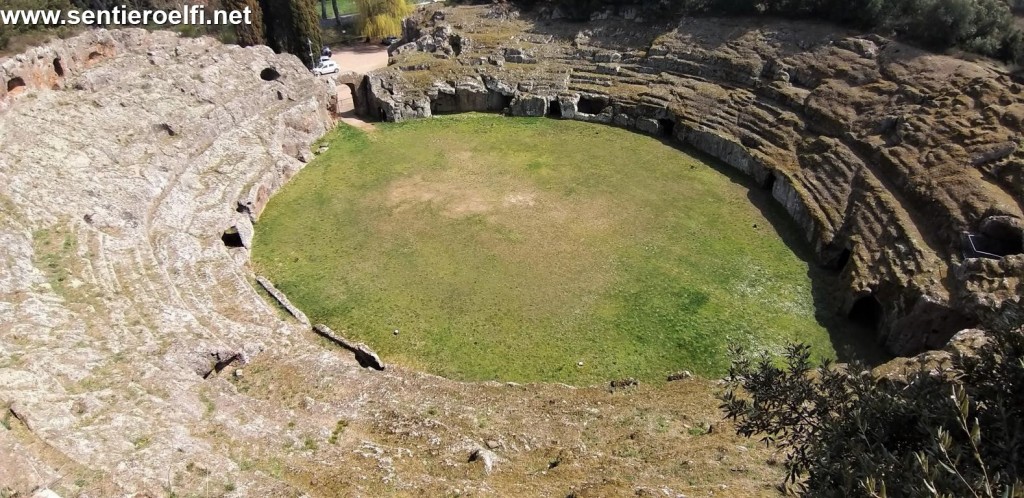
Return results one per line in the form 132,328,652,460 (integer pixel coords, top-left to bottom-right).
961,231,1004,260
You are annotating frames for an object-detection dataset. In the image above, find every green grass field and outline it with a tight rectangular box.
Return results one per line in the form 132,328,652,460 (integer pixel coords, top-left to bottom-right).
320,0,356,18
252,115,836,384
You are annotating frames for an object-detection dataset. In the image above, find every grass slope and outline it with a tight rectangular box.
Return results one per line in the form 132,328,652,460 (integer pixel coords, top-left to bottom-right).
253,115,835,383
320,0,356,17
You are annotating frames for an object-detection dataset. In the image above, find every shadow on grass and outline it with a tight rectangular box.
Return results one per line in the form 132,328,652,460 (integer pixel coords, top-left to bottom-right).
669,141,892,367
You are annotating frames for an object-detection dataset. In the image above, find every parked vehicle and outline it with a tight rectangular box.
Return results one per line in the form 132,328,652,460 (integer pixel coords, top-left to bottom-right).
312,60,340,76
382,36,400,46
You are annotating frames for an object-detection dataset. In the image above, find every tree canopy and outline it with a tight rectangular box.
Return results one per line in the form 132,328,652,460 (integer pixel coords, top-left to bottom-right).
354,0,411,40
721,326,1024,497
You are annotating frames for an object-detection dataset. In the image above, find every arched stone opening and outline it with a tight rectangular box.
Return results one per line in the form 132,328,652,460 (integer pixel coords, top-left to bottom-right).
547,100,562,118
968,216,1024,258
962,231,1023,259
577,96,607,115
657,118,674,138
6,77,26,94
450,35,463,57
849,294,883,331
53,58,65,77
260,67,281,82
337,82,366,116
221,228,245,248
831,248,852,272
497,94,514,113
430,92,458,115
345,83,360,113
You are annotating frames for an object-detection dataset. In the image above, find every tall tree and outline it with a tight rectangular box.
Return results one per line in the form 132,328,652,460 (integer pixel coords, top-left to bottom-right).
332,0,343,27
259,0,321,67
354,0,411,40
320,0,327,20
289,0,322,66
229,0,266,47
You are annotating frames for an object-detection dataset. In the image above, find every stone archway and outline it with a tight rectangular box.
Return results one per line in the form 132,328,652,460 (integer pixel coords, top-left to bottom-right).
336,73,368,118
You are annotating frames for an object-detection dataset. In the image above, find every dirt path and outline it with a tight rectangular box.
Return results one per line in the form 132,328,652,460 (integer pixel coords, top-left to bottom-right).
329,45,389,131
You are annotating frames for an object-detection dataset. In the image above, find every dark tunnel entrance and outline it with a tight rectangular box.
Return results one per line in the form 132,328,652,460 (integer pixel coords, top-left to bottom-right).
657,118,675,138
221,228,245,248
577,97,607,115
849,294,883,331
548,100,562,118
832,248,852,272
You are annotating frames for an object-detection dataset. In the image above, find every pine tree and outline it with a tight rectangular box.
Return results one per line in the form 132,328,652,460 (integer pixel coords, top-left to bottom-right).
289,0,322,67
355,0,411,40
331,0,342,27
259,0,321,67
259,0,292,54
230,0,266,47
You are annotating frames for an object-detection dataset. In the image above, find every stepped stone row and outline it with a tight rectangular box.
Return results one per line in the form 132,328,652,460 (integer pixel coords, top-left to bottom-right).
0,29,336,494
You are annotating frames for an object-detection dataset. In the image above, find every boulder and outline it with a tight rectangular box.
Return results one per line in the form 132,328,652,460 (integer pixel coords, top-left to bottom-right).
509,94,547,116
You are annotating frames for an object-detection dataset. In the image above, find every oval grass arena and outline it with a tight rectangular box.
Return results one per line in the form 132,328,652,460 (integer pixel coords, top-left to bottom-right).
253,115,836,383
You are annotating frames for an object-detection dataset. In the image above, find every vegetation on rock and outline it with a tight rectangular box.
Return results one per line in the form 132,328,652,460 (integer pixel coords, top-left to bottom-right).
721,326,1024,497
0,0,74,52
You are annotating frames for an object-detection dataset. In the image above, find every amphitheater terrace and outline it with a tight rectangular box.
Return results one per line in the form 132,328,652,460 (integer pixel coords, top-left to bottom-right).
0,3,1022,496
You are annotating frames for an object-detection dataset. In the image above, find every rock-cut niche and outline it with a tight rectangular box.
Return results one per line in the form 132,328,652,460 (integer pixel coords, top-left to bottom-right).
6,77,26,93
260,68,281,82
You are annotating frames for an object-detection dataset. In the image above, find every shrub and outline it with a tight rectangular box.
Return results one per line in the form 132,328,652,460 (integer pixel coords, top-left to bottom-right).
720,326,1024,497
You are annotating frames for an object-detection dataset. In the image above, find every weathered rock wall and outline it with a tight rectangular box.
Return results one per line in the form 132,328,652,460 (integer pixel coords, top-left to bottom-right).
364,8,1024,355
0,26,802,498
0,28,336,494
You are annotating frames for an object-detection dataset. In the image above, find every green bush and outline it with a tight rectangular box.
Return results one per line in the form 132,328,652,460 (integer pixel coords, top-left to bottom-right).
720,326,1024,497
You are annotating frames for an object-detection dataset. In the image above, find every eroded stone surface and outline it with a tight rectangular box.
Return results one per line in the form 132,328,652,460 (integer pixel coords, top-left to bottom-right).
0,28,338,495
0,28,786,497
2,8,1021,495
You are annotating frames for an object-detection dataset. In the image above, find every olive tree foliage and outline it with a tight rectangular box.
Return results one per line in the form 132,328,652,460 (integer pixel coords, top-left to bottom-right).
720,327,1024,497
354,0,411,39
